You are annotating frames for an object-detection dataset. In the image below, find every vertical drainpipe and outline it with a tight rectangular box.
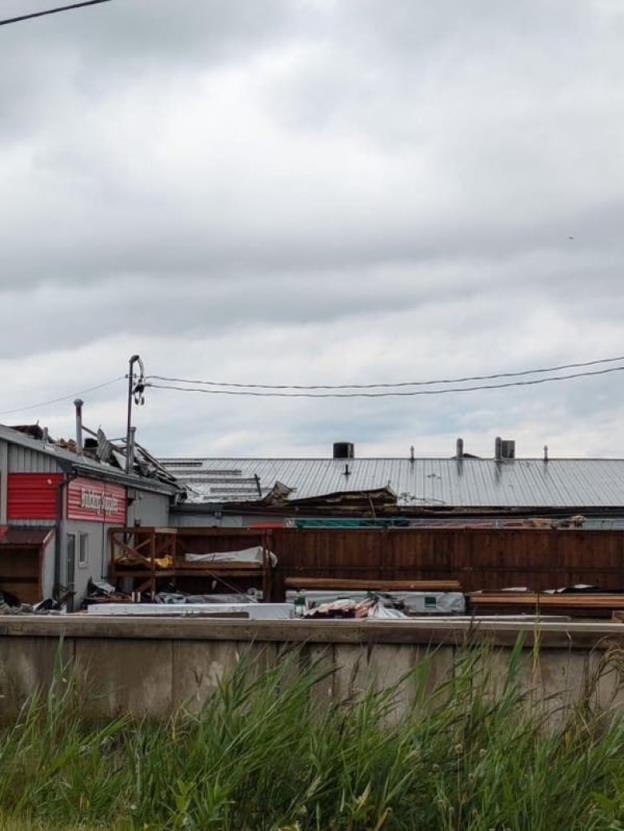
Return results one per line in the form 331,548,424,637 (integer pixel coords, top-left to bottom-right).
0,440,8,525
54,469,78,599
127,426,136,473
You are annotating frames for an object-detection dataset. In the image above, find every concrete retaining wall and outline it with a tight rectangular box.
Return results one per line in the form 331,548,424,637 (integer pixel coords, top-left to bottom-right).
2,617,624,722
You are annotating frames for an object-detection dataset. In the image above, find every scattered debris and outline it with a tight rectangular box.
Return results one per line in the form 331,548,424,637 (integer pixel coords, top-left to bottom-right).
156,589,261,605
292,590,465,616
0,590,20,607
0,594,62,615
302,593,408,619
83,578,131,607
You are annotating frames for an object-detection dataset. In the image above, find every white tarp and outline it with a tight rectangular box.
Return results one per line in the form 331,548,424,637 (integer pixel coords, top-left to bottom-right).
368,604,407,619
184,546,277,567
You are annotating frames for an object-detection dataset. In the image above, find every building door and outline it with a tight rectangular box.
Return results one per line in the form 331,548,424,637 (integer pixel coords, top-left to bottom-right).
66,533,76,612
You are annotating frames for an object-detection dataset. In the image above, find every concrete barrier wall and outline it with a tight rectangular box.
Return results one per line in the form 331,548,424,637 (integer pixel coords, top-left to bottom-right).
2,617,624,722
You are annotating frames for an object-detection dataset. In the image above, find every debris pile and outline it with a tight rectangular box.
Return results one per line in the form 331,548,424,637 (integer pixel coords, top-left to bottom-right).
302,593,407,620
0,591,62,615
83,578,131,607
290,588,465,617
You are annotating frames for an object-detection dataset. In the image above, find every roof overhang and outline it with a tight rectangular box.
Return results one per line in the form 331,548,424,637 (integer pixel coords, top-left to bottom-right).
0,526,54,547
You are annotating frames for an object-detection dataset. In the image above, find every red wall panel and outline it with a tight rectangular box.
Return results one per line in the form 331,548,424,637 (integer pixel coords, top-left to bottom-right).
66,477,127,524
7,474,63,520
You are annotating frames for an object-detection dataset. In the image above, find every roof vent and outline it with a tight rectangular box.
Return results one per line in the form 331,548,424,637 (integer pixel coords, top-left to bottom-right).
456,438,464,459
495,437,515,460
333,442,354,459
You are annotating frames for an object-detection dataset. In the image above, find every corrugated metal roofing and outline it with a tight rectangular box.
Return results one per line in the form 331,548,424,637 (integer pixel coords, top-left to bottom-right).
161,456,624,508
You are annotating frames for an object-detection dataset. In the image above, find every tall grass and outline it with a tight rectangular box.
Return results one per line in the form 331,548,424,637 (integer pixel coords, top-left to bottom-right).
2,642,624,830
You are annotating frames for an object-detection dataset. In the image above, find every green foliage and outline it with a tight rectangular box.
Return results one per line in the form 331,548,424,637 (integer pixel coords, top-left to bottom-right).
2,641,624,830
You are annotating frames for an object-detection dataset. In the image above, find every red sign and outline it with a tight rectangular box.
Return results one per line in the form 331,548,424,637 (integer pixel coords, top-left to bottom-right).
66,477,127,524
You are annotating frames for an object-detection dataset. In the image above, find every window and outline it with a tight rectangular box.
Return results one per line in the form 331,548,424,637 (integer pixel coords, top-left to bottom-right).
78,533,88,567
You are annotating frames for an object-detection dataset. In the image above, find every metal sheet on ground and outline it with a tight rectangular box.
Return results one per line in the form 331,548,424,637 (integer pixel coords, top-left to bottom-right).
86,602,293,619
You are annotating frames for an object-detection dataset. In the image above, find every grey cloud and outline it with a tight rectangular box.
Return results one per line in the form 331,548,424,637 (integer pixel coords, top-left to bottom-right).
0,0,298,140
4,245,619,360
2,0,624,457
1,0,297,69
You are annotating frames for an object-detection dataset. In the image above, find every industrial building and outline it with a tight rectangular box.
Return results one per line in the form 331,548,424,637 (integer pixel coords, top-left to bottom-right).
162,439,624,528
8,423,624,610
0,420,182,608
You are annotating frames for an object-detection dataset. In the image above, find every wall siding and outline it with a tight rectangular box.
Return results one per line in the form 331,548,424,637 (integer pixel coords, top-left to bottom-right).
127,490,171,527
7,445,61,473
6,474,63,520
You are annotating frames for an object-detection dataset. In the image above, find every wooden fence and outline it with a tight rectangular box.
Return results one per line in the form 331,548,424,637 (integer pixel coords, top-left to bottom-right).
271,528,624,595
106,527,624,599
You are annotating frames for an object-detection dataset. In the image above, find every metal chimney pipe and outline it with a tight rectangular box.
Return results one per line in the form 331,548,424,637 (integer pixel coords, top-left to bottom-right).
456,438,464,459
544,445,549,462
74,399,84,455
494,436,502,461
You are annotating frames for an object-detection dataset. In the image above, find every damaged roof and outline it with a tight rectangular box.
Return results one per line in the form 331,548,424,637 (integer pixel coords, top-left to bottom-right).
0,424,181,496
160,456,624,509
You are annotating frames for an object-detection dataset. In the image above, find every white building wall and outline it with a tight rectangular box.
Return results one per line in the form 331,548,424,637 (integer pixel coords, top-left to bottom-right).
127,490,171,527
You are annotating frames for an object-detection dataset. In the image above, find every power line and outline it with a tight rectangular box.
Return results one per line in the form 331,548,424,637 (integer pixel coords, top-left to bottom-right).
147,364,624,398
0,0,111,27
147,353,624,390
0,376,124,417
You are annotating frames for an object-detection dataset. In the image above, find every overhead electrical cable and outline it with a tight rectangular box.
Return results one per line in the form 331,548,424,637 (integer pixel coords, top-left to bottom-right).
147,353,624,390
0,376,124,417
0,0,111,27
147,364,624,398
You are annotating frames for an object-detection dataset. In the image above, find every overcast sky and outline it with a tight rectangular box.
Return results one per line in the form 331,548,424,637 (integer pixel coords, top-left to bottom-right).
1,0,624,459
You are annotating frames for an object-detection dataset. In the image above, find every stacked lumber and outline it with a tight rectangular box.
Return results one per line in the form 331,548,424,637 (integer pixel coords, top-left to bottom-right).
284,577,462,592
470,591,624,619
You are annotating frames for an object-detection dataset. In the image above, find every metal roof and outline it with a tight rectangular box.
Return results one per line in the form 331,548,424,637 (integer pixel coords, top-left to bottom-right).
0,526,54,546
160,456,624,509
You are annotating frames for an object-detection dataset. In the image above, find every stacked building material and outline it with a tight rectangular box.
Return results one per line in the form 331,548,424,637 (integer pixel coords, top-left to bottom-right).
470,591,624,619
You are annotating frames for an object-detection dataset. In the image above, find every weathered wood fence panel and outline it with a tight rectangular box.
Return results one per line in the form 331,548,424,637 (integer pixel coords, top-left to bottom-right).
271,528,624,595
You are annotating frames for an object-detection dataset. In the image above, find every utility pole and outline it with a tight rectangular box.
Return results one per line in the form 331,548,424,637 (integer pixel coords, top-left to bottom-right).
126,355,145,473
0,0,111,27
